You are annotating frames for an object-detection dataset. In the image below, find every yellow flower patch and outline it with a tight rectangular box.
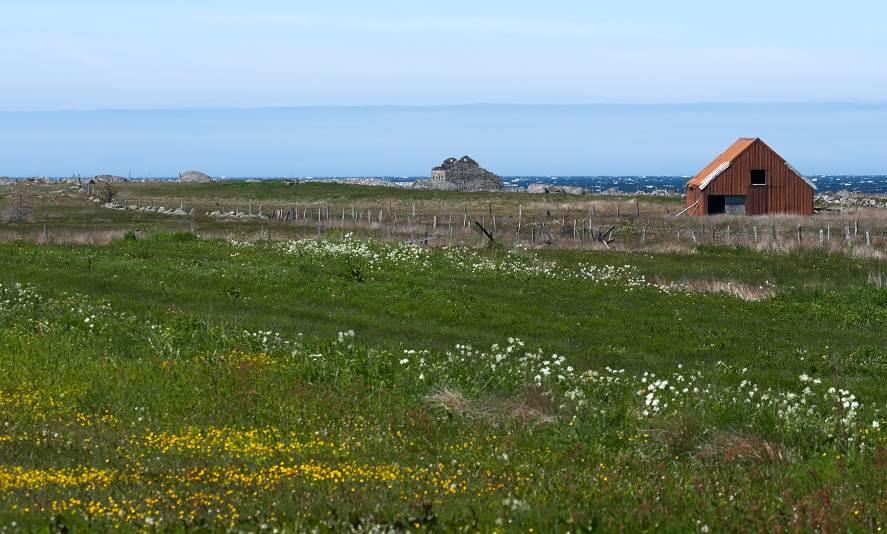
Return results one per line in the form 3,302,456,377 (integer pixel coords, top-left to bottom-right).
138,427,346,458
0,466,119,491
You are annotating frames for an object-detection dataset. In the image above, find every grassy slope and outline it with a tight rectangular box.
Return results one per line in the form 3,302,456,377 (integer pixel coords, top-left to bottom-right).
0,237,881,369
0,234,885,530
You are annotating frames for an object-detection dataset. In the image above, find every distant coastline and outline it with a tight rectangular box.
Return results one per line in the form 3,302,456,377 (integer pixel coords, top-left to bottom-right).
5,175,887,194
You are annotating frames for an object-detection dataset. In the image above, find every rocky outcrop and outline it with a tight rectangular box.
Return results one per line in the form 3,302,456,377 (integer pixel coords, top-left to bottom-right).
816,191,887,209
415,156,503,192
551,185,584,195
179,170,213,183
526,183,585,195
94,175,127,183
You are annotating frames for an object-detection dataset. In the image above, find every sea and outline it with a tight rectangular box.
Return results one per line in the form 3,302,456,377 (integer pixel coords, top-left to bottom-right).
27,175,887,194
378,175,887,194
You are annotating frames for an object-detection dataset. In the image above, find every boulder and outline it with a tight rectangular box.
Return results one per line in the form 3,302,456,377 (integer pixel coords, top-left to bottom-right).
179,170,213,183
526,183,549,194
555,185,585,195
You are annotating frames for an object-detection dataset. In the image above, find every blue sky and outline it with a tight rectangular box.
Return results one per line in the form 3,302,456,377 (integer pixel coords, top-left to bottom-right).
2,1,886,110
1,2,885,175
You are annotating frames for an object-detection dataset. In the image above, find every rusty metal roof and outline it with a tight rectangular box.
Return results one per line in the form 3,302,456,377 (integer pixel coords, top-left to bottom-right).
686,138,758,189
686,137,816,191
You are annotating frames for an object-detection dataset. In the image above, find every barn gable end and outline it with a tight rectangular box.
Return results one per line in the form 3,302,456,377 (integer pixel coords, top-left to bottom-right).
685,138,814,216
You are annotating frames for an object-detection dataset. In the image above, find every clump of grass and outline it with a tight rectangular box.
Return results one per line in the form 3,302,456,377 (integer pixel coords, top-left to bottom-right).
424,387,471,416
424,387,555,425
654,278,777,301
696,432,789,464
644,415,703,457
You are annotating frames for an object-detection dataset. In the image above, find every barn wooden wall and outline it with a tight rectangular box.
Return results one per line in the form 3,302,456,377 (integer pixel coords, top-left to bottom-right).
686,140,814,215
686,186,706,215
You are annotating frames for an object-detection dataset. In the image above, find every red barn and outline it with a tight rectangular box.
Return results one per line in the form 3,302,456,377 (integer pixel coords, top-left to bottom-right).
684,138,815,216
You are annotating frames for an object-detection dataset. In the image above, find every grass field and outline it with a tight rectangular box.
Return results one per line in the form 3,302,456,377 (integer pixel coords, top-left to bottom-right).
1,182,886,530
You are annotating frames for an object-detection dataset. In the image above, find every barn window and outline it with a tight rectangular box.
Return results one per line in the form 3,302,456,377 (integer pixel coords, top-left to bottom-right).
751,170,766,185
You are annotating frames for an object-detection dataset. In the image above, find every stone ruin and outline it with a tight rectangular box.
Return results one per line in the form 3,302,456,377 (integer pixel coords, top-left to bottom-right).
415,156,503,192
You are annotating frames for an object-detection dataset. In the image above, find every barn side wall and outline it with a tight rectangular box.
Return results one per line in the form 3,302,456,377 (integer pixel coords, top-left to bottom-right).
685,186,706,215
702,140,813,215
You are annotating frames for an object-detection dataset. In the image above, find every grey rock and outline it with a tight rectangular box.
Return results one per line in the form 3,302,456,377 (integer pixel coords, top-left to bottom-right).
526,183,549,194
179,170,213,183
549,185,584,195
94,174,127,183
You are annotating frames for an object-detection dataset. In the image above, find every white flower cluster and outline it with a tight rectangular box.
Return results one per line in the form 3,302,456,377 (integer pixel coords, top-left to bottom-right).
438,247,560,278
271,237,659,292
241,329,294,352
336,330,356,349
273,238,431,271
621,366,866,445
0,283,43,311
574,264,648,288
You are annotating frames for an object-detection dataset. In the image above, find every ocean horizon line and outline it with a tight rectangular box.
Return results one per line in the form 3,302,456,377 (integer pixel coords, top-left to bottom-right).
3,100,887,115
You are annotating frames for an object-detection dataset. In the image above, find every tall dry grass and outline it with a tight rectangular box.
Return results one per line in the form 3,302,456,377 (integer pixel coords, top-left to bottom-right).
0,228,125,245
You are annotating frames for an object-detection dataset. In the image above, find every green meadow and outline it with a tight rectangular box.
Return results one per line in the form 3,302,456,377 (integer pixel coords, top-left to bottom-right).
0,182,885,530
0,230,885,531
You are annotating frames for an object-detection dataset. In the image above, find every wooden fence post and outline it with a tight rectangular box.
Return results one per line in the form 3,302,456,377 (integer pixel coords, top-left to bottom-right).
517,204,522,235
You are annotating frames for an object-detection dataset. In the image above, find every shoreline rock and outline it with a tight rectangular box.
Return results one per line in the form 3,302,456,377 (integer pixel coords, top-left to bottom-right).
816,191,887,209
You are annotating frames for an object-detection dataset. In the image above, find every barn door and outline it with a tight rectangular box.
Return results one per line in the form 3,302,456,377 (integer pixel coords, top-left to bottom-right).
747,186,768,215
